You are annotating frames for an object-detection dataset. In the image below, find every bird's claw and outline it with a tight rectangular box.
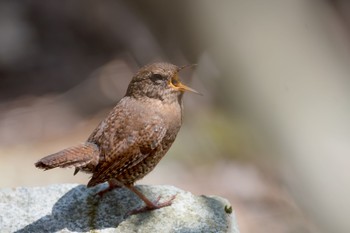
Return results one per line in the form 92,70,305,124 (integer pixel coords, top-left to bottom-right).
128,194,177,215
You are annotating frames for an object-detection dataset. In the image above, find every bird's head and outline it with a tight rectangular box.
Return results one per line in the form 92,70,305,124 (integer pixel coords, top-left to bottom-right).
126,63,200,101
126,62,200,103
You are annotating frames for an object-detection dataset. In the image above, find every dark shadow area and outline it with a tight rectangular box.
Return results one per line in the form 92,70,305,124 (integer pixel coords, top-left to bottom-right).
15,185,136,232
14,185,184,233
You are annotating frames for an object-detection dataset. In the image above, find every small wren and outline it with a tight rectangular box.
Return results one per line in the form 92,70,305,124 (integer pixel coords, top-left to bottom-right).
35,62,199,214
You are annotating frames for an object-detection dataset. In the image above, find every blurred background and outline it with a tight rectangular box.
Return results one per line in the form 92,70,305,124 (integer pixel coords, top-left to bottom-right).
1,0,350,232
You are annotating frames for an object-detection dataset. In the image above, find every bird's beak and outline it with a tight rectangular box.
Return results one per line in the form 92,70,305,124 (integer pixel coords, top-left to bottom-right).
171,64,202,95
176,81,202,95
178,64,197,71
170,74,202,95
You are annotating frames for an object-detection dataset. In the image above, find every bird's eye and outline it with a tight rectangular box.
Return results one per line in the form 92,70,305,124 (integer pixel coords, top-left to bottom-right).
150,74,163,83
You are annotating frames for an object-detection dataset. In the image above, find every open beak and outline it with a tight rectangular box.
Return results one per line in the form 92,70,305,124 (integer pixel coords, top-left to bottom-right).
170,64,202,95
170,74,202,95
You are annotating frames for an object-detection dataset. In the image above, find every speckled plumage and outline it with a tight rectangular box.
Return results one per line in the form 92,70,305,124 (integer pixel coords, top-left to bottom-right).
35,62,198,213
85,93,182,187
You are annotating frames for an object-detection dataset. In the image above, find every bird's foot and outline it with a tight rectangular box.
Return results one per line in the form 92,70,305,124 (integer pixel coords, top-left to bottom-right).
128,194,177,215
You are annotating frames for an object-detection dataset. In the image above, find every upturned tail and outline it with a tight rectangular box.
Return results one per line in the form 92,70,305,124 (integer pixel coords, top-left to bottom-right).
35,142,100,172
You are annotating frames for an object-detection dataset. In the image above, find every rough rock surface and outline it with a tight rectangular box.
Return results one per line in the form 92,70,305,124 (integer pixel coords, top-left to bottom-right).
0,184,239,233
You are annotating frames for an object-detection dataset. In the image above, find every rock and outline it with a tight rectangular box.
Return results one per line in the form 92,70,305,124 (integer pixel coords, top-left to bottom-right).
0,184,239,233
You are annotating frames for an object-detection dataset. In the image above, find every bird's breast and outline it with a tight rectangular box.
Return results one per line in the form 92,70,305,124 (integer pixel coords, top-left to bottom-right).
156,100,183,132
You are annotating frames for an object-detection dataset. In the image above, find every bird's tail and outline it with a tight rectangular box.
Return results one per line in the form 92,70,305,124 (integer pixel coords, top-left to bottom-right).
35,142,100,171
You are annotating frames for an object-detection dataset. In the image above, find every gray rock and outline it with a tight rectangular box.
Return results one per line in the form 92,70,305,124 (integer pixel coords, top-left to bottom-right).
0,184,239,233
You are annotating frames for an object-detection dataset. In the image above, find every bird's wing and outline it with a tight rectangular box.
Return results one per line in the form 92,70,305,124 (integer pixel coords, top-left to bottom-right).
87,108,167,187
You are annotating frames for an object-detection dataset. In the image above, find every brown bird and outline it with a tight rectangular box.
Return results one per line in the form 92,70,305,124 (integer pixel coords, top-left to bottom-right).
35,62,199,214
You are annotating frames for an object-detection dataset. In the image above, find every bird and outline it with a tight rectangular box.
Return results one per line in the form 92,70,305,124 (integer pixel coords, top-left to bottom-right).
35,62,200,214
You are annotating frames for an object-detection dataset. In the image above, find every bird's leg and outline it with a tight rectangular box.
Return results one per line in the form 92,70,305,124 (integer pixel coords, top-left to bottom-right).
126,184,177,215
95,179,122,197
